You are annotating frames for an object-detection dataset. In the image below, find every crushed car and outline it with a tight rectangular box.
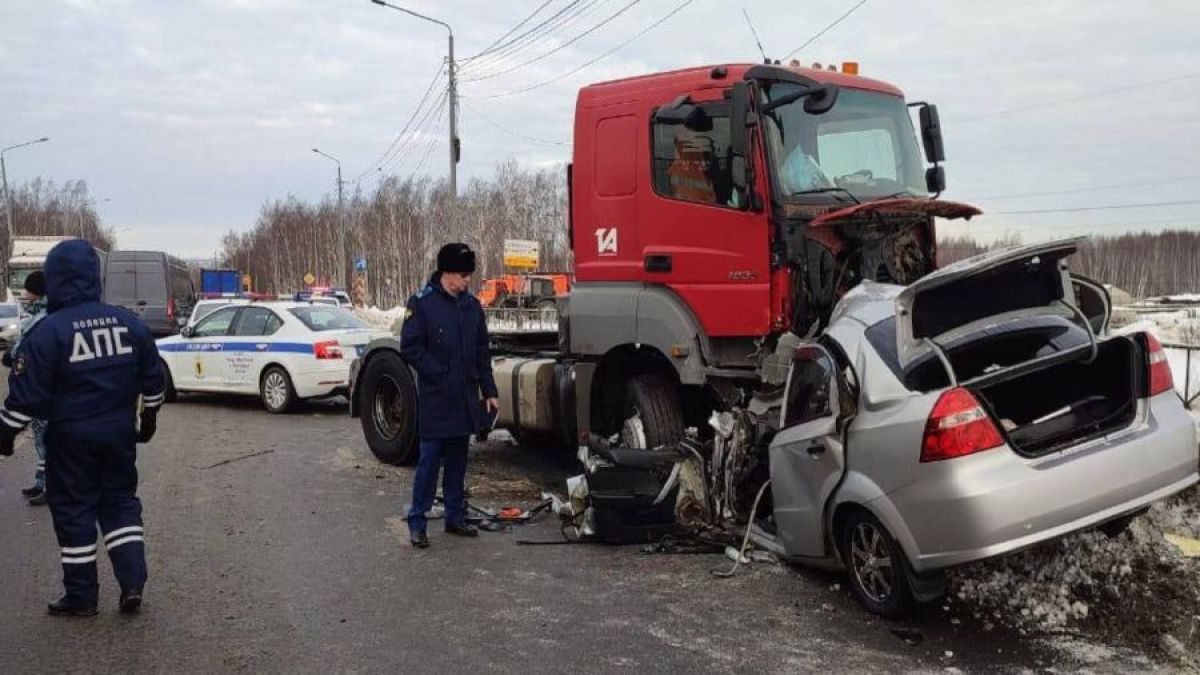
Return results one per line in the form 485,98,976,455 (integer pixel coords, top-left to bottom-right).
569,238,1199,617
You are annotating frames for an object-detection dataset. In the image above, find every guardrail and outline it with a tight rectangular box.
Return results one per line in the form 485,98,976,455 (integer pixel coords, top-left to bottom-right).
1162,341,1200,409
485,307,559,334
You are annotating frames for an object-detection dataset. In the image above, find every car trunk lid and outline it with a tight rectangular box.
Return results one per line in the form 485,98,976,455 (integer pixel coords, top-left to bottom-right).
894,237,1086,377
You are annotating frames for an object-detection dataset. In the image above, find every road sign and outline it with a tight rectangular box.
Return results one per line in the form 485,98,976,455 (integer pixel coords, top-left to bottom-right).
241,274,252,292
503,239,539,269
303,272,316,286
355,257,368,272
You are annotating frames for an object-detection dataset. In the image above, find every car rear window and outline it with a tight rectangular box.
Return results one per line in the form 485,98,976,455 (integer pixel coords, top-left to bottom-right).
289,306,368,331
865,314,1091,391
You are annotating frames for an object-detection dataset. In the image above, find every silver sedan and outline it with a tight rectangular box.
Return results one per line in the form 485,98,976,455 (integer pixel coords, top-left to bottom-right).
764,239,1199,616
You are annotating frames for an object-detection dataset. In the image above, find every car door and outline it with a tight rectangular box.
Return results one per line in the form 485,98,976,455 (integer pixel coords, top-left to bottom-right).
178,306,239,390
226,307,284,393
768,343,848,559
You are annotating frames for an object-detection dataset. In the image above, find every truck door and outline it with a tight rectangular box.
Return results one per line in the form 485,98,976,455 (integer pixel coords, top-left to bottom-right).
768,343,848,558
646,94,772,336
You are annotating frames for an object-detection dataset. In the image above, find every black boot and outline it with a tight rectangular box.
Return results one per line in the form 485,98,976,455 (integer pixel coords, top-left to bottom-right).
48,596,98,617
445,523,478,537
21,485,43,498
410,531,429,548
27,493,47,507
119,588,143,614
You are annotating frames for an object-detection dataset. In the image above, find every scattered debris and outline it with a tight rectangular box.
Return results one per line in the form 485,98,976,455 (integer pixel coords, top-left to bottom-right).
191,449,274,470
1164,533,1200,558
821,603,835,612
889,627,923,646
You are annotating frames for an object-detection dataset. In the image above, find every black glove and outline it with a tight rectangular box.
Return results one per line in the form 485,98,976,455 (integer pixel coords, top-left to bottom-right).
137,407,158,444
0,427,15,457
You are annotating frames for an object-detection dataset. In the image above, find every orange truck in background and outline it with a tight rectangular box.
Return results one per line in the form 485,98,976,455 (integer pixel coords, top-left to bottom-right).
478,273,571,309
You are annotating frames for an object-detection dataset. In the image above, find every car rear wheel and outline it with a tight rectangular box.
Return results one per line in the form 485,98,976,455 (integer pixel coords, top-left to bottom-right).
359,351,419,466
841,510,915,618
260,366,298,414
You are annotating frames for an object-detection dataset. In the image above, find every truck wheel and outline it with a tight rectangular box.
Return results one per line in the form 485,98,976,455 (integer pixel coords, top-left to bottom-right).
840,510,915,618
623,373,683,449
261,366,298,414
161,359,178,403
359,351,419,466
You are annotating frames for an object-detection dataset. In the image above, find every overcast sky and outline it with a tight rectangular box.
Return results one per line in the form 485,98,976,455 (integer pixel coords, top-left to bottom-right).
4,0,1199,256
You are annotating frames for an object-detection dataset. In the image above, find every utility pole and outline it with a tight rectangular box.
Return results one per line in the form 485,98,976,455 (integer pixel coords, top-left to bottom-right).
0,137,50,253
311,148,347,287
370,0,458,204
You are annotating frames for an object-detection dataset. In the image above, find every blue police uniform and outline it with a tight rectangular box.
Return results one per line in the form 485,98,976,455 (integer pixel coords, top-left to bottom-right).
400,273,497,535
0,240,165,612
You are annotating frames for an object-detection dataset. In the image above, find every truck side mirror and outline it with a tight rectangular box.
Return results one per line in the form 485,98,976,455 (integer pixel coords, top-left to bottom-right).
730,82,749,191
919,104,945,164
925,166,945,194
802,84,839,115
654,95,710,131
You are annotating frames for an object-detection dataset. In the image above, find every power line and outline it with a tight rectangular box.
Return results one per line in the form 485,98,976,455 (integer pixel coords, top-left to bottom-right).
956,72,1200,122
783,0,868,60
460,0,588,69
478,0,695,99
973,174,1200,201
462,0,641,83
995,199,1200,215
461,0,609,79
468,0,556,61
351,62,446,182
462,100,571,146
378,89,449,175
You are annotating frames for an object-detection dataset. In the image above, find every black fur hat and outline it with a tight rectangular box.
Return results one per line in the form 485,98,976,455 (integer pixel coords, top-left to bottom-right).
436,243,476,274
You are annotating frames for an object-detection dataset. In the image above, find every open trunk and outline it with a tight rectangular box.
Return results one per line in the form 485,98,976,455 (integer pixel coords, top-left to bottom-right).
970,337,1140,456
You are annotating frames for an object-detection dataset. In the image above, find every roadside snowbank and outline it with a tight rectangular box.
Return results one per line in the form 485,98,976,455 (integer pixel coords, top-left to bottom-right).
355,305,404,332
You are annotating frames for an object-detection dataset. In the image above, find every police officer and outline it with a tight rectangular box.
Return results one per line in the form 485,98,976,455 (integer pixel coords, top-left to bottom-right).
401,243,498,548
0,240,165,616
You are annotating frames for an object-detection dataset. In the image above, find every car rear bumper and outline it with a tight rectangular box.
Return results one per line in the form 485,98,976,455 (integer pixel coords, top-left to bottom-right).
292,363,353,399
880,393,1199,573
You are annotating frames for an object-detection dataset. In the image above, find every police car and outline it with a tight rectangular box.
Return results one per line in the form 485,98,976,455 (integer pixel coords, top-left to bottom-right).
157,301,389,413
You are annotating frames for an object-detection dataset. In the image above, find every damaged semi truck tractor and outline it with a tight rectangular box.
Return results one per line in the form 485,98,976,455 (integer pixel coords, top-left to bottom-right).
349,63,1199,616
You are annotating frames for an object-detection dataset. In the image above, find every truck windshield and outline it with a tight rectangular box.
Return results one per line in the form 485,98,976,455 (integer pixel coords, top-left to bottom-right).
7,268,36,293
762,85,928,202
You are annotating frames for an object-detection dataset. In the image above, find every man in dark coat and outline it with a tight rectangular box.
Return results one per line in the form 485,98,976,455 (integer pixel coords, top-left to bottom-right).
0,239,165,616
400,243,499,548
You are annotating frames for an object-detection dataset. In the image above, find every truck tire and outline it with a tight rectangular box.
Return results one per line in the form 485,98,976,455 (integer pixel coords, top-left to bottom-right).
359,350,420,466
624,373,683,449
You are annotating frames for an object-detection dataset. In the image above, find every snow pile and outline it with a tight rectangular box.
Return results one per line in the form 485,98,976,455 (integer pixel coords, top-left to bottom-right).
950,488,1200,636
354,305,405,332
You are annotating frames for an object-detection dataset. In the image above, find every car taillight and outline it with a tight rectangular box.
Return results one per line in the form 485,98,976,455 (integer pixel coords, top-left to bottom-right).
314,340,343,360
920,387,1004,462
167,297,176,321
1145,332,1174,396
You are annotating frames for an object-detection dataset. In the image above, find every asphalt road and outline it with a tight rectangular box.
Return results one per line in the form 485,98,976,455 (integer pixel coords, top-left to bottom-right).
0,392,1160,673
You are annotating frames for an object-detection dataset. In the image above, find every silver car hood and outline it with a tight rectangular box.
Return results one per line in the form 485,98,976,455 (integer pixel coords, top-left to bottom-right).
894,237,1085,370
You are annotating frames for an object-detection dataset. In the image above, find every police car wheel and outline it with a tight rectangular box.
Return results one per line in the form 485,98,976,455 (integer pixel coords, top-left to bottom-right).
260,366,298,414
161,359,178,403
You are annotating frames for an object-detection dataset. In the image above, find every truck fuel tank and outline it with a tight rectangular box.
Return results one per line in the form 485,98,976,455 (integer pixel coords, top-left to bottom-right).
492,357,560,432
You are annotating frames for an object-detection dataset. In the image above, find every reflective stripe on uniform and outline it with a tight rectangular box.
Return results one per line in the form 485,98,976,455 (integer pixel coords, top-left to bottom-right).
0,409,29,429
104,526,144,542
143,391,165,409
106,534,145,551
61,543,99,564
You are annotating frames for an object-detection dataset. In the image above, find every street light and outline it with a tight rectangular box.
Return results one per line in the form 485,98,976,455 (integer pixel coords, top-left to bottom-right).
0,136,51,248
311,147,347,287
369,0,458,203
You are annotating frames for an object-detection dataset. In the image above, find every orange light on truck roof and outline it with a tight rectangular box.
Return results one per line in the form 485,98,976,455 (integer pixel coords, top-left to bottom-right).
842,61,859,75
